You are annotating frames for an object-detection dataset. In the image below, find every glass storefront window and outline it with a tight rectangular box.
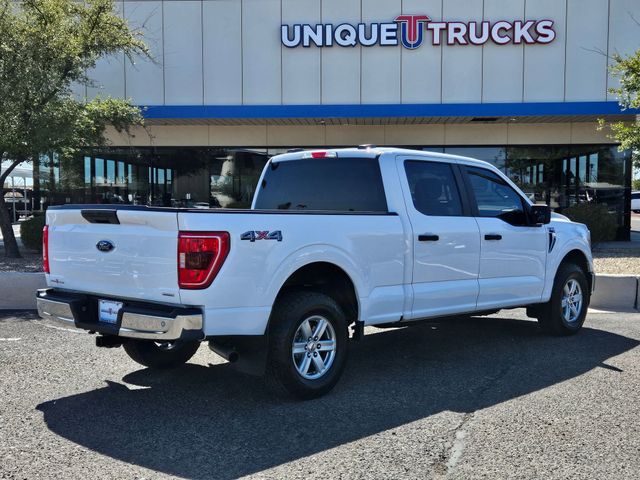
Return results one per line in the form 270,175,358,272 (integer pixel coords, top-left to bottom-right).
505,146,570,205
444,147,507,171
578,155,588,184
106,160,116,185
117,161,125,185
95,158,104,185
23,144,632,240
209,149,268,208
84,157,92,186
589,153,599,181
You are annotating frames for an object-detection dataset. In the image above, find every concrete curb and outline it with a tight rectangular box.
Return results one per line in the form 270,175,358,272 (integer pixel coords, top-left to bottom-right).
0,272,46,310
0,272,638,313
590,274,639,313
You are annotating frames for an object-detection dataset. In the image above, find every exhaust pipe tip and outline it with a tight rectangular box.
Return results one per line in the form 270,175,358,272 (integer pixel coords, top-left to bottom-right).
209,342,239,363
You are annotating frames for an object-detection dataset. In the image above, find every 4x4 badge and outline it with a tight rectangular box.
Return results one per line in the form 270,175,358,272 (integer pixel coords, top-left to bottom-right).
241,231,283,242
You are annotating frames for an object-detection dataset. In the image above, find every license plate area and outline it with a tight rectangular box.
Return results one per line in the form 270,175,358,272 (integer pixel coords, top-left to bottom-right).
98,299,123,324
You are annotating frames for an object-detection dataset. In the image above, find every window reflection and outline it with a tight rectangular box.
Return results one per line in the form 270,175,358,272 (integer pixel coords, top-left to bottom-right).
19,144,632,240
445,147,507,171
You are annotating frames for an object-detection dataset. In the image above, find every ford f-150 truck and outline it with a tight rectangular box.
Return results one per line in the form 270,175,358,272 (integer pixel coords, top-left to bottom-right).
37,147,594,399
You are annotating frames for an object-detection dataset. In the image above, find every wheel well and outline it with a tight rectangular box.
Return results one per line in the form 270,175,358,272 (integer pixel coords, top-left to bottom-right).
560,249,592,290
275,262,359,323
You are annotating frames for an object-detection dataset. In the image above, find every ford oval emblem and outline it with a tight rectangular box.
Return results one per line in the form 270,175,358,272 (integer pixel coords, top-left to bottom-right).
96,240,115,253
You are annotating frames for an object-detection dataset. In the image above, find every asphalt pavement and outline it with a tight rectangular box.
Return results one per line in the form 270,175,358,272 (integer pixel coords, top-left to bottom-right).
1,310,639,479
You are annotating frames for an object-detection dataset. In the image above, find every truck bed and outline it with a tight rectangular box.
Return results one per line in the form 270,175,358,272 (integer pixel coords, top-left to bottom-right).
46,204,406,335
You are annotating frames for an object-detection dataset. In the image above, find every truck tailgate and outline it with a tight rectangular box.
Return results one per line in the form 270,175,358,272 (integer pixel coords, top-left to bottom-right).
46,208,182,304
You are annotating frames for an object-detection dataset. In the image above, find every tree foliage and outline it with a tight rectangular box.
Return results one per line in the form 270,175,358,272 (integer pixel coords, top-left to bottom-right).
0,0,147,258
604,48,640,167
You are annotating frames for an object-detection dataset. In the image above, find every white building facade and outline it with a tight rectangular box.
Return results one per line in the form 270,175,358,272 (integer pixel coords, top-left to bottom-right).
33,0,640,239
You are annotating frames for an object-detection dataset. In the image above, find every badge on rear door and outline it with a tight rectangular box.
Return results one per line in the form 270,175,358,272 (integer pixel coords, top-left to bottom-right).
96,240,115,252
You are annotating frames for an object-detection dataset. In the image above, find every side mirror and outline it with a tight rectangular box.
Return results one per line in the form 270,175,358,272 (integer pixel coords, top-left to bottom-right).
529,204,551,225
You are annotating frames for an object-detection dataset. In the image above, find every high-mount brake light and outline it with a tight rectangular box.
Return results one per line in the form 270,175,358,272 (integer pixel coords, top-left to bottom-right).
302,151,338,159
178,231,230,289
43,225,50,274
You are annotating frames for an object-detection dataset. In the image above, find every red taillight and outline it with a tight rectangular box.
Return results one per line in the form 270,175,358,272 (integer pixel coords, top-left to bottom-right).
178,231,230,289
43,225,50,274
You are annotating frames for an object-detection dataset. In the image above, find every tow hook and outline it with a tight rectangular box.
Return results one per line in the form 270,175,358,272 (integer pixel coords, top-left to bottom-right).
96,335,125,348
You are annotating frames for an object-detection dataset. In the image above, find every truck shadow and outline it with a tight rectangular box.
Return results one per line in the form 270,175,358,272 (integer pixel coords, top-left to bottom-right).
37,316,638,479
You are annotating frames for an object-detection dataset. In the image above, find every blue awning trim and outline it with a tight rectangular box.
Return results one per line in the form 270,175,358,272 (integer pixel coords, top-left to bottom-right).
141,101,638,120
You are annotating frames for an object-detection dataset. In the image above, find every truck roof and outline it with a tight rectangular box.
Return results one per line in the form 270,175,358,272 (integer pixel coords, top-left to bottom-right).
270,146,494,169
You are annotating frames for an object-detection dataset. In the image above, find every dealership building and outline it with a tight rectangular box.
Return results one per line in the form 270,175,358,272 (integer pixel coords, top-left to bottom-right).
22,0,640,239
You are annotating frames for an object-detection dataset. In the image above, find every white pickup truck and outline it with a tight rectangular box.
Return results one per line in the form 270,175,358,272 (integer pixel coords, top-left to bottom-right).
37,147,594,399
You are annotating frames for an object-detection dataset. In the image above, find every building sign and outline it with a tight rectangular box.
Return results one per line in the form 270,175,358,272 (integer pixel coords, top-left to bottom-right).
281,15,556,49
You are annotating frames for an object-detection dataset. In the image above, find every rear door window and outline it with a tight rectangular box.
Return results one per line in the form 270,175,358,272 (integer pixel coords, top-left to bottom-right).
254,157,388,212
404,161,464,216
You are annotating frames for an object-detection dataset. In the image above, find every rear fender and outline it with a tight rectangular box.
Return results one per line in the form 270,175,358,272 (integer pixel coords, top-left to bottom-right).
264,244,365,319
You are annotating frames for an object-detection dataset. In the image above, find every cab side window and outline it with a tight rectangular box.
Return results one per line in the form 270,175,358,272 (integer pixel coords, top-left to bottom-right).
465,166,528,226
405,161,463,216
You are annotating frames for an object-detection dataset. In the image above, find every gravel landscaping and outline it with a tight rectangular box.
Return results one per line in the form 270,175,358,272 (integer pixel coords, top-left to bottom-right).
0,247,43,272
593,247,640,276
0,222,44,272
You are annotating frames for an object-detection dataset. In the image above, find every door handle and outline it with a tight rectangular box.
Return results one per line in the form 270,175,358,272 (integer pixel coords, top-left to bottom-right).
484,234,502,241
418,234,439,242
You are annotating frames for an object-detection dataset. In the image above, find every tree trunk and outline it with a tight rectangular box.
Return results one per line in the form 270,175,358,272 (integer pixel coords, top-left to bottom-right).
0,194,21,258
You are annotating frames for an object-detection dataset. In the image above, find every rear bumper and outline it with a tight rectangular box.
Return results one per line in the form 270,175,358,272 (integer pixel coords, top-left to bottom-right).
36,289,204,341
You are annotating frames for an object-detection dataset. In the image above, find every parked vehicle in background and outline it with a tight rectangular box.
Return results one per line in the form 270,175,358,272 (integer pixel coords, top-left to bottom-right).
632,191,640,213
37,147,595,399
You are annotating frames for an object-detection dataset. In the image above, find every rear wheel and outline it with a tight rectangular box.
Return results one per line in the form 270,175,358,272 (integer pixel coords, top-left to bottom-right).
536,263,590,335
123,339,200,369
265,291,349,400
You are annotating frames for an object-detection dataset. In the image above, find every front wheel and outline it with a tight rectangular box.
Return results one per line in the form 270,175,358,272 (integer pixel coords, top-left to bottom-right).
265,291,349,400
123,339,200,369
536,263,590,335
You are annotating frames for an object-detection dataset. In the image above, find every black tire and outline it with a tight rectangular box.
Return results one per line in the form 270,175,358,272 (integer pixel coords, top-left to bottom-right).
123,339,200,369
265,291,349,400
536,263,590,336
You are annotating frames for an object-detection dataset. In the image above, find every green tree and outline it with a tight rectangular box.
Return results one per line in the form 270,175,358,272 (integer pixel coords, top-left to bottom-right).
0,0,147,258
604,48,640,167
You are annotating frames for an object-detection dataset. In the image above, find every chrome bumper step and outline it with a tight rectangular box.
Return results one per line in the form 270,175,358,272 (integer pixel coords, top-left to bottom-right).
36,289,204,341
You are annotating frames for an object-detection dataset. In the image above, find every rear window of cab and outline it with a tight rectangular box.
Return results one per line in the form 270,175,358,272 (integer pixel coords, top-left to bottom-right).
254,157,388,212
